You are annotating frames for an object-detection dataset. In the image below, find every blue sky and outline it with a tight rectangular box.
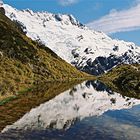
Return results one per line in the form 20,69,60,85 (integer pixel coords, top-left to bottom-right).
3,0,140,46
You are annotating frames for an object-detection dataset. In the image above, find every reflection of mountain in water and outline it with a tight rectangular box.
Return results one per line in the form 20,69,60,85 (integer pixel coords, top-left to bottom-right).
2,81,140,132
85,80,114,94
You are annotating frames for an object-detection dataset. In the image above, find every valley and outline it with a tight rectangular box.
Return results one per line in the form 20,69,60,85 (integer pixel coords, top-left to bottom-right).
0,2,140,140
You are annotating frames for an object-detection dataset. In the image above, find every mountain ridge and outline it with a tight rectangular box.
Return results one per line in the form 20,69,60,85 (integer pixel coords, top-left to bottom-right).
3,4,140,75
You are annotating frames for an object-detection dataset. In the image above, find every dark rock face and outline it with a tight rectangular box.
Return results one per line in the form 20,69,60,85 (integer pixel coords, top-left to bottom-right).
13,20,27,35
0,7,5,15
74,53,140,75
54,15,62,22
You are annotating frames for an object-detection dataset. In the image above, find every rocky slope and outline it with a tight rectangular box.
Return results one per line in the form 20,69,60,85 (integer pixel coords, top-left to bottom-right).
3,4,140,75
0,11,87,98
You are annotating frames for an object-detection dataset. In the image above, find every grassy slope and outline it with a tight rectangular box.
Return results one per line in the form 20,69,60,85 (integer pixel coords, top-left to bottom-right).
100,64,140,98
0,12,91,98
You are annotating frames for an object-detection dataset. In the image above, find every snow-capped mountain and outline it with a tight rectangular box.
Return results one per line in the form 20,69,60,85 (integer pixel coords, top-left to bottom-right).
3,4,140,75
2,81,140,132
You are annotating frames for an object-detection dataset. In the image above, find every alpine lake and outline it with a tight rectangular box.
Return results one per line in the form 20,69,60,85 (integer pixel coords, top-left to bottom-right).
0,80,140,140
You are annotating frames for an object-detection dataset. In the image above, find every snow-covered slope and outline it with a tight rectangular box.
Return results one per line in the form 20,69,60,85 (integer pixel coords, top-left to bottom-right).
3,4,140,75
2,81,140,132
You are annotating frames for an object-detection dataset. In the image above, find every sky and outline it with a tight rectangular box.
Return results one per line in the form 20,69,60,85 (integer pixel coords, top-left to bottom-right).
3,0,140,46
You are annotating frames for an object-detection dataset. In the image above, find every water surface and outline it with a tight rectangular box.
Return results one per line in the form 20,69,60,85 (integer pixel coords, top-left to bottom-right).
0,80,140,140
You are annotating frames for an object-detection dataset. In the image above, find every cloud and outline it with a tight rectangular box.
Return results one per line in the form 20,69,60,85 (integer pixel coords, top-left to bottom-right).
58,0,79,6
87,3,140,34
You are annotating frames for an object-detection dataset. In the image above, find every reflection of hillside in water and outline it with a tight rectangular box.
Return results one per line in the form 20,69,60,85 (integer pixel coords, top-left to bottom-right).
0,81,81,131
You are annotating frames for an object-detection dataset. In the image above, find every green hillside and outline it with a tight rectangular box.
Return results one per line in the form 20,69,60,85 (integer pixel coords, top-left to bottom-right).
0,12,90,99
100,64,140,98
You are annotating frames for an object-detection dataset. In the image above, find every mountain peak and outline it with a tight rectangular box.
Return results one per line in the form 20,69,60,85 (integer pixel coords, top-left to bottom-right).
3,4,84,28
53,13,84,27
